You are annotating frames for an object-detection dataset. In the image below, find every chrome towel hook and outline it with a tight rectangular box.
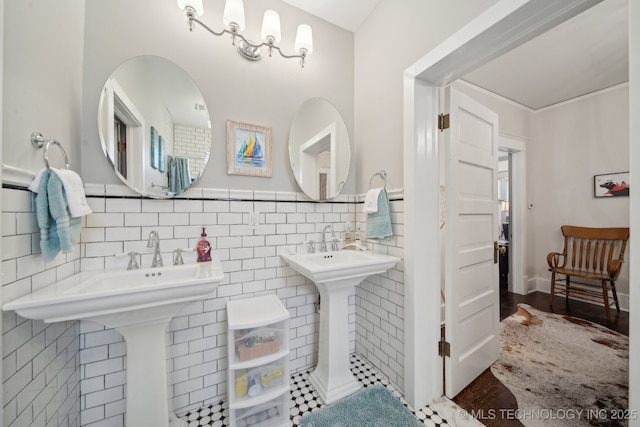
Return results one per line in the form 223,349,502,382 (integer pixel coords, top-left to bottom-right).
31,131,70,170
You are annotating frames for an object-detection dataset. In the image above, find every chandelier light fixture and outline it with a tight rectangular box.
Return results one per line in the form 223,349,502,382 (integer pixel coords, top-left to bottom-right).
177,0,313,68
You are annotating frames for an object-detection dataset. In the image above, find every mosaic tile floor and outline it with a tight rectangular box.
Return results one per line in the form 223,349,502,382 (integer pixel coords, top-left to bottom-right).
181,354,452,426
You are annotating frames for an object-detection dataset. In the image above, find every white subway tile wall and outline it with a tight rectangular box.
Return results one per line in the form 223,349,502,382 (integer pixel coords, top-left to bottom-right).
2,188,82,427
2,185,405,427
354,199,405,389
173,124,211,179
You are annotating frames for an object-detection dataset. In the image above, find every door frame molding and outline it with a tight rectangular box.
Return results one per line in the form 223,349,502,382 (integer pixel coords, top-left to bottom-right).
499,134,528,295
402,0,603,409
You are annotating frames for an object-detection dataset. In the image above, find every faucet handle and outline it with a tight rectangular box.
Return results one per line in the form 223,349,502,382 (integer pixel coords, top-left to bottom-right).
307,240,316,253
173,248,194,265
173,248,184,265
331,238,341,252
113,252,140,270
127,252,140,270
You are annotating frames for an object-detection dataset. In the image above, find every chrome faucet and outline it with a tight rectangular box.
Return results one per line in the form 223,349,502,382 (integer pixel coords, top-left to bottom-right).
321,225,339,252
147,230,163,268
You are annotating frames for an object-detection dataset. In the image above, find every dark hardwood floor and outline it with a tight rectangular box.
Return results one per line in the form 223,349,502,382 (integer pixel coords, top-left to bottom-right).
452,289,629,426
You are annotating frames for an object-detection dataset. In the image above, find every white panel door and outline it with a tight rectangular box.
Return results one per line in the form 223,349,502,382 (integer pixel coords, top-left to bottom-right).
444,86,500,398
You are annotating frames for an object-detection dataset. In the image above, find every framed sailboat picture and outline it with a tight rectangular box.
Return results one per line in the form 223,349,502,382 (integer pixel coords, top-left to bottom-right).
227,120,272,177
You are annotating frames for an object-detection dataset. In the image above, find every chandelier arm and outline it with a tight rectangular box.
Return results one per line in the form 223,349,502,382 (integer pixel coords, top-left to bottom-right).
276,47,308,67
234,34,268,51
272,48,304,60
238,37,305,62
190,16,304,57
184,14,308,67
189,17,227,37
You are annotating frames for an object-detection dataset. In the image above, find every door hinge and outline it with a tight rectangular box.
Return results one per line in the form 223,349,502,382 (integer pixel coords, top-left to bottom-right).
438,114,450,131
438,339,450,357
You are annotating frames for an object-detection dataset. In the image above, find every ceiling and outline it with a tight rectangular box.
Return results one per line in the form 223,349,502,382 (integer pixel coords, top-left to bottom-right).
285,0,629,111
281,0,382,33
463,0,628,110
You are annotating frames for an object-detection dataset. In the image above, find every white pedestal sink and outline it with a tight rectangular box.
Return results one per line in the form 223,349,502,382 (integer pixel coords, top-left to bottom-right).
280,250,399,404
2,260,225,427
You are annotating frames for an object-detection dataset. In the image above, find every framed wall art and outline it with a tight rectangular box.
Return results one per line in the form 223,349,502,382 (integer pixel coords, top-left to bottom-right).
151,126,165,171
594,171,629,198
227,120,272,177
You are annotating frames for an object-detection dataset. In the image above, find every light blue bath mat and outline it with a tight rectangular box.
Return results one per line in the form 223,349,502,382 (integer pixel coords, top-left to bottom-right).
299,385,424,427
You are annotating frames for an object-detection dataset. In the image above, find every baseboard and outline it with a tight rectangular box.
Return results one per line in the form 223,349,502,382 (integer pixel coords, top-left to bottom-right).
525,276,538,294
510,275,529,295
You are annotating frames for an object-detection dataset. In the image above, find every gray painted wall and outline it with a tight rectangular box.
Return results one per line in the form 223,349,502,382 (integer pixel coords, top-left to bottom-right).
80,0,355,196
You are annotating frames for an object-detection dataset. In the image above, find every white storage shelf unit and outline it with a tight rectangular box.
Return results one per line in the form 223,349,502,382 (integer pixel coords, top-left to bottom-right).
227,295,291,427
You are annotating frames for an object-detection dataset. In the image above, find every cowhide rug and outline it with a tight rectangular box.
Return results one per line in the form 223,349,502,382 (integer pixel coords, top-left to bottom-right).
491,304,629,427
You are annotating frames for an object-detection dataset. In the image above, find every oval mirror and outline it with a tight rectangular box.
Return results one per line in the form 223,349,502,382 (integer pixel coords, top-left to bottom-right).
288,98,351,201
98,55,211,198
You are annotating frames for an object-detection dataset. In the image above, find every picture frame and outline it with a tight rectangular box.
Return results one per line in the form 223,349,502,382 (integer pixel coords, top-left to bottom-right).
594,171,629,198
227,120,272,177
151,126,158,169
158,135,165,173
151,126,165,172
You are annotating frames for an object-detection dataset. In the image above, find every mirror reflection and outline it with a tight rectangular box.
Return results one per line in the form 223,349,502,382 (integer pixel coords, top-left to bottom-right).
288,98,351,201
98,55,211,198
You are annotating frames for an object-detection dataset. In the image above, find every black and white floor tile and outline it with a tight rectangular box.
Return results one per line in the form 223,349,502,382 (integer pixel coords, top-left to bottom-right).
181,354,452,426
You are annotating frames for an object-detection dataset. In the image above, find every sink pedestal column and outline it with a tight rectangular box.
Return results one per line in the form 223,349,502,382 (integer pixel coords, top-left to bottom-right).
309,279,362,404
94,304,192,427
117,320,187,427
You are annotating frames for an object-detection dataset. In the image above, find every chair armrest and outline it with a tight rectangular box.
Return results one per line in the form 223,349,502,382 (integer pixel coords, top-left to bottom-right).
608,259,624,279
547,252,565,269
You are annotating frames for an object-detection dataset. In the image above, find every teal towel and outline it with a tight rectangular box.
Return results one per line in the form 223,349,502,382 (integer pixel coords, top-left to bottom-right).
47,171,81,255
366,188,393,239
35,170,61,262
168,156,191,194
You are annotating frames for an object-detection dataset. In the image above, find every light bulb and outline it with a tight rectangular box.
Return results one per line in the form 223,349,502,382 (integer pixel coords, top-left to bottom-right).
223,0,246,31
261,10,282,44
295,24,313,55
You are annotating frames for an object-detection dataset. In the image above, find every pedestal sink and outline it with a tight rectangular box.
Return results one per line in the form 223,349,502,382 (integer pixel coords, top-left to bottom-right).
2,260,225,427
280,250,399,403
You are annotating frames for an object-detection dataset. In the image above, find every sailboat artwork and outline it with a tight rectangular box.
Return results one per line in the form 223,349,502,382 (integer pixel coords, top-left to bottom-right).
236,131,265,168
227,120,273,177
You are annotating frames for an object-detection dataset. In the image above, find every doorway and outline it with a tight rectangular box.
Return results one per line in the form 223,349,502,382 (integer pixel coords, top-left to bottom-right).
402,0,602,409
498,150,509,291
497,135,527,296
299,123,337,201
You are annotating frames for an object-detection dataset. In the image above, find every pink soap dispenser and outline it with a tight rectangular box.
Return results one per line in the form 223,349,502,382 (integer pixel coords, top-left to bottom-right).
197,227,212,262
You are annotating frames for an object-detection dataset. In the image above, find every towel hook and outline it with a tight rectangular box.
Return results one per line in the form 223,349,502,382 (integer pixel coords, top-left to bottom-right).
31,132,70,170
369,170,387,189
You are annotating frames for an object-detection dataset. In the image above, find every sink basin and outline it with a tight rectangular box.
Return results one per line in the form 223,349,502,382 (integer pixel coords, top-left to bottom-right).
2,260,224,427
280,250,399,404
280,250,400,285
3,260,224,326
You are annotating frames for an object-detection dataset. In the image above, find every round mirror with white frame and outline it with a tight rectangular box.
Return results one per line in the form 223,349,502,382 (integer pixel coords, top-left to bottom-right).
98,55,211,198
288,98,351,201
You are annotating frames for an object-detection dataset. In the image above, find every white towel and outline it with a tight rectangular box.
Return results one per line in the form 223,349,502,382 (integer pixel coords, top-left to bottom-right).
28,168,48,193
50,168,92,217
363,187,383,213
